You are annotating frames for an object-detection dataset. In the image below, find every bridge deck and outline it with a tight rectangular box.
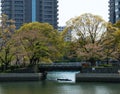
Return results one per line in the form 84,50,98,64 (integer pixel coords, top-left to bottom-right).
39,63,82,72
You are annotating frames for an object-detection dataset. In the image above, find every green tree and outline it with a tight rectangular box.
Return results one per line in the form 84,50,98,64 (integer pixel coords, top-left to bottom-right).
0,44,13,71
113,29,120,61
66,13,107,65
107,21,120,62
0,14,16,71
101,23,117,63
11,22,63,65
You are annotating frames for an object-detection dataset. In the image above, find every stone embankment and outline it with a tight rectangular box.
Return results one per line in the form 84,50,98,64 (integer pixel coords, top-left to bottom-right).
76,73,120,82
76,67,120,82
0,73,46,82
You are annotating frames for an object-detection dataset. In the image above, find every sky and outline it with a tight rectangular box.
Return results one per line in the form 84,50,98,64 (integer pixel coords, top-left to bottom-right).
58,0,109,26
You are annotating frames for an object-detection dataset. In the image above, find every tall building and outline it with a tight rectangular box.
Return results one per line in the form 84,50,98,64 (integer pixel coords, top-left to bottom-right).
1,0,58,29
109,0,120,23
58,26,72,41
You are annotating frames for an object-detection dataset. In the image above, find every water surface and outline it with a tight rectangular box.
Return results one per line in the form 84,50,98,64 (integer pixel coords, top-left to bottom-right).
0,71,119,94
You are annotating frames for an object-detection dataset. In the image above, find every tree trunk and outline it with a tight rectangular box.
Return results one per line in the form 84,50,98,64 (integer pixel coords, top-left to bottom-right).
89,58,96,66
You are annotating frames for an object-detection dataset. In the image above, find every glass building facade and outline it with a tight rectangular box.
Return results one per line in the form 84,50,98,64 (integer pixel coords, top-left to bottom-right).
1,0,58,29
32,0,36,22
109,0,120,23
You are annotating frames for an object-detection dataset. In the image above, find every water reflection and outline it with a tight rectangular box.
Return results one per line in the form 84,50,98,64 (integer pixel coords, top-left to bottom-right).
0,82,120,94
76,83,120,94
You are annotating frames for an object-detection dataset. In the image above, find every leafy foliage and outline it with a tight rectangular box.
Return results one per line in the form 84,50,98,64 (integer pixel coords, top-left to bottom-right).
0,14,16,71
66,13,109,65
11,22,64,65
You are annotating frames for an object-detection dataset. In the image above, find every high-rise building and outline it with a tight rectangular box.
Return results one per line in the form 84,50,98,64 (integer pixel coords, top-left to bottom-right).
109,0,120,23
58,26,72,41
1,0,58,29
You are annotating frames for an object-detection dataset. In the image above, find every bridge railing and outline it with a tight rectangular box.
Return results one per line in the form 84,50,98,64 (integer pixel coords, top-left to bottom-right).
39,62,81,67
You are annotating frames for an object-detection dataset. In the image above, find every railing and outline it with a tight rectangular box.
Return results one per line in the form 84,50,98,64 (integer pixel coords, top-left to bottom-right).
39,62,82,71
39,63,81,67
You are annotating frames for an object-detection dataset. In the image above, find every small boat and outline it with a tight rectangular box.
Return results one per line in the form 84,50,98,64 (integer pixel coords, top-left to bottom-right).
57,78,72,81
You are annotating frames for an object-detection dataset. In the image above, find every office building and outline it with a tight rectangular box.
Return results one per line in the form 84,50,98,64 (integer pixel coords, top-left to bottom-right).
58,26,72,41
58,26,65,32
109,0,120,23
1,0,58,29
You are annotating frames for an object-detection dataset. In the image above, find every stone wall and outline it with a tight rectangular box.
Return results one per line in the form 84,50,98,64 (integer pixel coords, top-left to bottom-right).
81,67,120,73
76,73,120,82
0,73,45,82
